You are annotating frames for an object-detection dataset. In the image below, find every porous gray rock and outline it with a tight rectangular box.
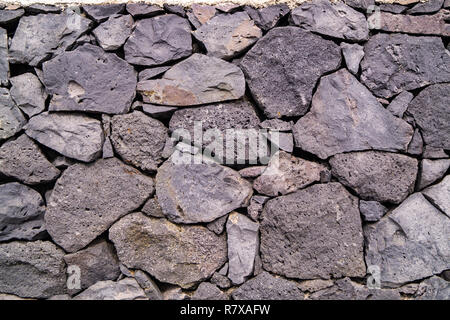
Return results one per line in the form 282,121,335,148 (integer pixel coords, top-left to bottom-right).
340,43,364,75
124,14,191,66
25,112,104,163
9,11,92,66
10,73,46,117
92,15,133,51
0,28,8,86
83,4,125,22
407,84,450,150
231,271,303,300
259,119,293,131
254,151,328,196
193,12,262,60
226,212,259,285
0,241,66,298
0,183,46,241
63,240,121,294
133,270,163,300
330,151,418,204
0,134,60,185
422,175,450,217
243,4,290,30
0,8,24,25
125,3,164,17
387,91,414,118
238,166,266,179
418,159,450,190
102,138,114,159
110,111,168,172
155,158,252,224
359,200,389,222
361,33,450,98
109,212,227,288
43,44,136,114
260,183,366,279
290,0,369,41
206,215,228,235
45,158,154,253
74,278,146,300
240,27,341,118
0,88,26,141
408,129,424,156
137,53,245,106
247,195,269,221
293,69,414,159
298,279,334,293
192,283,228,300
365,193,450,287
211,273,231,289
141,198,164,218
415,276,450,300
423,146,448,159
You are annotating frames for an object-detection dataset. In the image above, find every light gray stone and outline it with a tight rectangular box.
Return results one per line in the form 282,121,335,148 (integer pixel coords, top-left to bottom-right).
243,4,290,31
341,43,364,75
141,198,164,218
138,67,170,81
126,3,164,17
423,146,448,159
0,8,24,25
387,91,414,118
0,88,26,141
247,195,269,221
206,215,228,235
10,73,46,117
359,200,389,222
210,273,231,289
422,175,450,217
83,4,125,22
192,282,228,300
0,27,8,86
416,276,450,300
92,14,133,51
259,119,293,131
408,129,423,156
418,159,450,190
74,278,146,300
133,270,163,300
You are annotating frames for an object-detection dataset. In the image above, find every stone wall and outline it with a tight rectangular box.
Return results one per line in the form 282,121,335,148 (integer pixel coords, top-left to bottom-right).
0,1,449,300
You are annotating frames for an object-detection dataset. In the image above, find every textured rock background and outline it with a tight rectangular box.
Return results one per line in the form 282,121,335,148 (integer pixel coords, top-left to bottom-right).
0,0,449,301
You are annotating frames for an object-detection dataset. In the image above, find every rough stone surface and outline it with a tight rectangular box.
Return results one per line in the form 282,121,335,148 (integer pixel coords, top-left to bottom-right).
407,84,450,150
240,27,341,118
0,88,26,141
133,270,163,300
126,3,164,17
0,27,8,86
43,44,136,115
254,151,328,196
226,212,259,285
418,159,450,190
290,0,369,41
206,215,228,235
64,240,121,294
124,14,191,66
74,278,146,300
298,279,334,293
0,8,24,25
422,175,450,217
0,134,60,185
359,200,389,222
259,119,293,131
192,282,228,300
141,198,164,218
156,159,252,224
141,104,177,120
138,53,245,106
408,129,424,156
138,67,170,81
25,112,104,163
187,4,216,27
110,111,168,172
407,0,444,14
340,43,364,75
0,241,66,298
365,193,450,286
193,12,261,60
9,11,92,66
293,69,414,159
416,276,450,300
92,14,133,51
247,195,269,221
10,73,46,117
361,33,450,98
211,273,231,289
260,183,366,279
83,4,125,22
386,91,414,118
244,4,289,30
109,212,227,288
232,271,303,300
423,146,448,159
45,158,154,253
0,183,46,242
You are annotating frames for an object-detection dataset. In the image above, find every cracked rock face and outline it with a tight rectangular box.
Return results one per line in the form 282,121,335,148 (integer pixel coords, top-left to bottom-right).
92,14,134,51
422,175,450,217
43,44,136,114
10,73,47,117
109,212,227,289
45,158,154,253
240,27,341,118
0,88,26,141
260,183,366,280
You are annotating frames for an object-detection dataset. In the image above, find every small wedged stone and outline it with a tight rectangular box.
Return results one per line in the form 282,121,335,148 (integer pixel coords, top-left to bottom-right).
206,215,228,235
0,8,24,25
330,151,418,204
133,270,163,300
422,175,450,217
423,146,448,159
210,273,231,289
238,166,266,179
361,33,450,98
74,278,146,300
0,27,8,86
365,193,450,287
254,151,328,197
109,212,227,289
43,44,137,115
247,195,269,221
0,88,26,141
10,73,47,117
261,183,366,279
83,4,125,22
9,11,92,66
64,240,121,294
25,112,104,163
240,27,341,118
124,14,191,66
110,111,168,172
0,134,60,185
340,43,364,75
45,158,154,253
138,54,245,106
155,158,253,224
125,3,164,17
0,183,46,242
192,283,228,300
259,119,293,132
243,4,290,31
290,0,369,41
227,212,259,285
141,198,164,218
418,159,450,190
293,69,414,159
386,91,414,118
231,272,303,300
0,241,66,298
193,12,262,60
359,200,389,222
407,84,450,150
92,15,134,51
408,129,423,156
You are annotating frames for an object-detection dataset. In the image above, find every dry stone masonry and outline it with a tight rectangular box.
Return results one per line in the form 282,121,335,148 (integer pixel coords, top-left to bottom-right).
0,0,449,301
